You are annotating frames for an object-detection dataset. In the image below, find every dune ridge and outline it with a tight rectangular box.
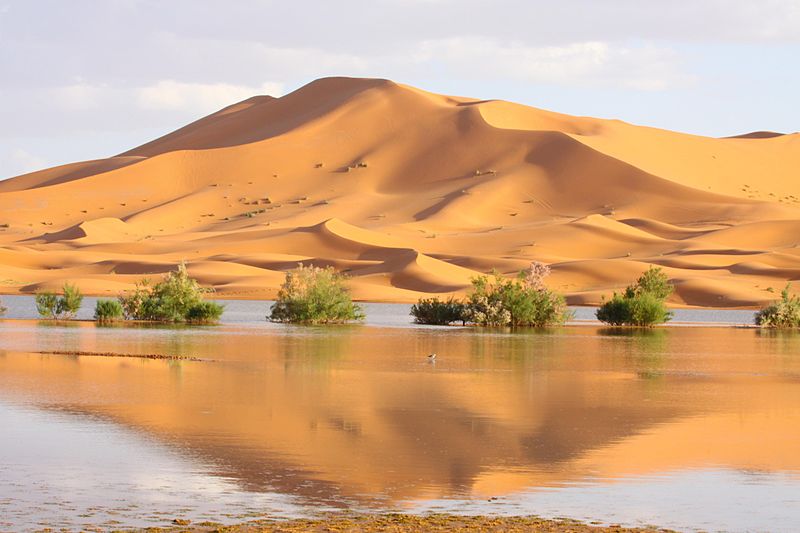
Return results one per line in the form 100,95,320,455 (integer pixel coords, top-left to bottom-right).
1,76,799,307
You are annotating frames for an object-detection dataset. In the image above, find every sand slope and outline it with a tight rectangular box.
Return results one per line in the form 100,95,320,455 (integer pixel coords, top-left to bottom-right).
1,76,799,306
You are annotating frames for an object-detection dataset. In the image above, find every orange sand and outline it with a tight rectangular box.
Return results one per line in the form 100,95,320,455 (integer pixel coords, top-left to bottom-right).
1,77,799,306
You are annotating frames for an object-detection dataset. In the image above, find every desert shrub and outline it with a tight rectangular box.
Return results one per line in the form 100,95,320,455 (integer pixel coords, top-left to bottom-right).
626,292,673,326
269,264,364,324
35,283,83,319
186,301,225,323
466,262,571,327
118,280,151,320
58,283,83,319
595,293,630,326
35,292,58,319
116,263,224,323
755,284,800,328
596,267,673,327
411,297,468,325
94,299,124,322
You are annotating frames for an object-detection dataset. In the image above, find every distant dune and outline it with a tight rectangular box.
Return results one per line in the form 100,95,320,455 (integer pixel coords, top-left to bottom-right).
1,77,799,307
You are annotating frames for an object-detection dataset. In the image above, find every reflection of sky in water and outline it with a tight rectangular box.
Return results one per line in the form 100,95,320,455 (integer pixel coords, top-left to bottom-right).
1,314,799,531
0,400,322,531
3,398,799,532
407,470,800,533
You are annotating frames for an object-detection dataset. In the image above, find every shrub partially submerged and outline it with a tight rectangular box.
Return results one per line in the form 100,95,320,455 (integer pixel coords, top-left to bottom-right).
467,264,571,327
118,263,224,323
269,264,364,324
411,297,467,325
94,299,124,322
411,262,571,328
755,284,800,328
35,283,83,319
596,267,673,327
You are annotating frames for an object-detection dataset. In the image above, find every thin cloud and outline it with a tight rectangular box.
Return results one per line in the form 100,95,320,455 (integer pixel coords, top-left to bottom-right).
137,80,284,112
414,38,692,91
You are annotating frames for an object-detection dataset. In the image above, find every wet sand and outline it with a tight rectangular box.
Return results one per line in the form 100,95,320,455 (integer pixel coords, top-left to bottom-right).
143,514,674,532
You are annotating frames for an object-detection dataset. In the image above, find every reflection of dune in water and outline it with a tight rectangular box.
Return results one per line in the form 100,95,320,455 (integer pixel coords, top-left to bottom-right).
0,324,799,506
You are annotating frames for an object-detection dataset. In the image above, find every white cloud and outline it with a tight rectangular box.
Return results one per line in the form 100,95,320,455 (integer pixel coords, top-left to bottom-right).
414,39,691,91
1,148,49,178
136,80,284,112
49,82,110,111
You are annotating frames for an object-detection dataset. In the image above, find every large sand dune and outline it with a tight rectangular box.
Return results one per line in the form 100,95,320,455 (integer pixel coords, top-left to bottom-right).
1,77,799,306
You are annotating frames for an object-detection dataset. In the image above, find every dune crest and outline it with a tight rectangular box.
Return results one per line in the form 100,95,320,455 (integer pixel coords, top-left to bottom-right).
1,76,799,307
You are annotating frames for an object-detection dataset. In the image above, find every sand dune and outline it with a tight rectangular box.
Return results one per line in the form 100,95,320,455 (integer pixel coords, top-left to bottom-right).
1,76,799,306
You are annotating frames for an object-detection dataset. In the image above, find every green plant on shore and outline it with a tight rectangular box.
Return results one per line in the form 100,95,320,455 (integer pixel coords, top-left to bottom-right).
117,263,225,323
755,284,800,328
269,264,364,324
411,262,571,328
94,299,124,322
596,267,673,327
35,283,83,320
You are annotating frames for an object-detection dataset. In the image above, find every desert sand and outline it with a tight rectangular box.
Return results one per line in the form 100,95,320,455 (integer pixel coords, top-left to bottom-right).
1,76,799,307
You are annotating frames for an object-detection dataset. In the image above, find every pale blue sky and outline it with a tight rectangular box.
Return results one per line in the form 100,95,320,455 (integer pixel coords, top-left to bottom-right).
1,0,798,178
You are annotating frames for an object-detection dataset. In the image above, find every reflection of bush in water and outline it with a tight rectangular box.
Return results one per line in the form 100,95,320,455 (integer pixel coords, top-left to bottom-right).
598,327,668,379
756,328,800,355
281,327,353,369
598,327,668,352
468,328,564,364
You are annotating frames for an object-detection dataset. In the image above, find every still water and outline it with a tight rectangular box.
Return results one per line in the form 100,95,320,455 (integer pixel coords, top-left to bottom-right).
0,303,798,531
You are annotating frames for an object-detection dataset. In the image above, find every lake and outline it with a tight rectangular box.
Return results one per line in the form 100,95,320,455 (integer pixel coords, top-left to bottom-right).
0,299,798,531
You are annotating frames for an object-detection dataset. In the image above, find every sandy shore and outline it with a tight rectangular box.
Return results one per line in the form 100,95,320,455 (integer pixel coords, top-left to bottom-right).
133,514,674,532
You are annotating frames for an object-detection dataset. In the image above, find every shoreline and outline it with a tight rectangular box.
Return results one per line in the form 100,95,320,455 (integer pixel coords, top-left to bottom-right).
119,513,676,532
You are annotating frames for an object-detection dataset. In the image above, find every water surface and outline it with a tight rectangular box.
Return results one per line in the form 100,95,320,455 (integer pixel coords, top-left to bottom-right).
0,311,798,531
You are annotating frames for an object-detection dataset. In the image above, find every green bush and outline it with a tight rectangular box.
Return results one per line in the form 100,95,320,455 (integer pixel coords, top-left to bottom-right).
35,283,83,319
626,292,673,326
118,280,151,320
755,284,800,328
59,283,83,319
466,266,571,327
186,301,225,323
596,267,673,327
94,299,124,322
411,297,467,325
269,264,364,324
117,263,224,323
35,292,58,319
595,293,630,326
413,262,570,328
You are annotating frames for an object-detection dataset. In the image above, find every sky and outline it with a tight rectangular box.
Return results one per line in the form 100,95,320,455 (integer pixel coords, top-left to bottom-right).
1,0,798,179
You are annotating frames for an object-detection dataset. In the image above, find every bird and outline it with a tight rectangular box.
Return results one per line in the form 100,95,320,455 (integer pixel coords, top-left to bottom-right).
427,353,437,362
